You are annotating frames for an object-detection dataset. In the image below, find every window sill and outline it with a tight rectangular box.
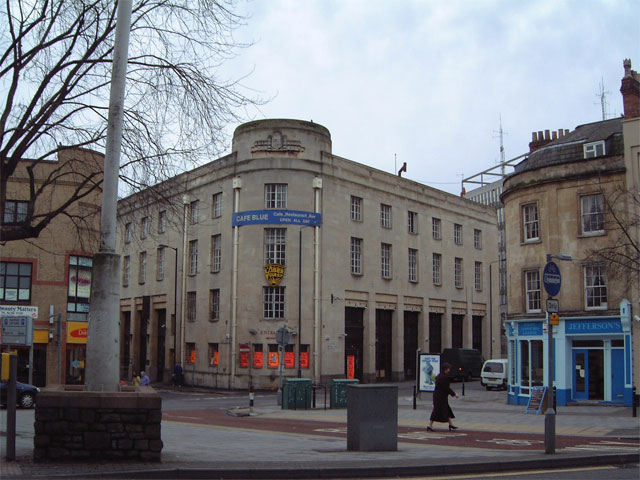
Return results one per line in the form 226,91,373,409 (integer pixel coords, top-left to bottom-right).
351,272,363,277
578,231,606,238
522,239,541,245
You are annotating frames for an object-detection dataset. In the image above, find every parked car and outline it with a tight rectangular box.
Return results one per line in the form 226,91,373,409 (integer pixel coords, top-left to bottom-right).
441,348,484,380
0,380,40,408
480,359,508,390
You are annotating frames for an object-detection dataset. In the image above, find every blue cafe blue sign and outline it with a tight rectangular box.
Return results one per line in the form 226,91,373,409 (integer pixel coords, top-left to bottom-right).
232,210,322,227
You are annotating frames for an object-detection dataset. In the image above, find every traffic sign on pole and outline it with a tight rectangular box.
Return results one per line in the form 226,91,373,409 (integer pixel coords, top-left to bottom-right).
543,261,562,297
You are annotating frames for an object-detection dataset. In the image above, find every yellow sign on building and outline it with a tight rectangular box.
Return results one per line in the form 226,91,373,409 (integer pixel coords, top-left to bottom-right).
264,263,285,287
67,321,88,344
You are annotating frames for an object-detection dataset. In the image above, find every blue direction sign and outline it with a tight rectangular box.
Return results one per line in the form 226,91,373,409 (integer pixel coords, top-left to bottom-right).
543,261,561,297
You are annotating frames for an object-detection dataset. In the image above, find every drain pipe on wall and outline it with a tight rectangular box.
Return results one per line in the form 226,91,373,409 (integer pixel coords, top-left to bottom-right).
313,178,322,384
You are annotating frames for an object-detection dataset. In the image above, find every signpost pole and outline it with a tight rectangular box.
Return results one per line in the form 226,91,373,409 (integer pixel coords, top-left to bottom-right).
545,309,555,453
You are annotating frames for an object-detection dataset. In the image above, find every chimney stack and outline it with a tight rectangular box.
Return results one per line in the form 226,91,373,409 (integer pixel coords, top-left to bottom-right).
529,129,568,152
621,59,640,118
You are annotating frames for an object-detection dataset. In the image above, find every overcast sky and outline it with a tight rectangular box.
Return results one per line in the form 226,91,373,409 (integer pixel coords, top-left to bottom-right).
221,0,639,196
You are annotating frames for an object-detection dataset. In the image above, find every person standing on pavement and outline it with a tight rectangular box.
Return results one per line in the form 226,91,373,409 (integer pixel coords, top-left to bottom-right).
427,362,459,431
172,363,183,389
140,371,150,386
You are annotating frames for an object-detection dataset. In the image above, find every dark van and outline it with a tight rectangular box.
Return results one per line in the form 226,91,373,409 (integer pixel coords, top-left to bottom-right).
440,348,484,380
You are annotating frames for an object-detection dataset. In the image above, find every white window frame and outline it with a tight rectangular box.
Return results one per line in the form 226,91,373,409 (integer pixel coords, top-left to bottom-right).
380,204,392,228
189,240,198,275
350,196,362,221
432,218,441,240
351,237,362,275
522,203,539,242
474,229,482,249
408,211,418,234
585,265,608,310
408,248,418,282
190,200,199,224
157,247,165,281
265,228,286,265
581,194,605,235
263,286,285,319
211,234,221,272
139,251,146,284
474,261,482,291
158,210,166,234
212,192,223,218
381,243,392,279
432,253,442,285
525,270,541,313
454,257,463,288
584,141,605,159
210,288,220,321
265,184,287,209
454,224,463,245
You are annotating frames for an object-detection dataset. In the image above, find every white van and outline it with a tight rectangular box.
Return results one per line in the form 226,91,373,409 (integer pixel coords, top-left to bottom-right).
480,359,508,390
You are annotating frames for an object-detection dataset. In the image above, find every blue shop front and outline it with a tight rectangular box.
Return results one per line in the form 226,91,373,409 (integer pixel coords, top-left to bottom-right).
506,300,634,406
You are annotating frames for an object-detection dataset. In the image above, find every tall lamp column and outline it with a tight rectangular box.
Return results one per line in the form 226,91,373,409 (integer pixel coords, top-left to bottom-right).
160,245,178,368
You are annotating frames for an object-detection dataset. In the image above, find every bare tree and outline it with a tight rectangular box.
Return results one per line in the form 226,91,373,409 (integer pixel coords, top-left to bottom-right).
1,0,262,242
588,184,640,291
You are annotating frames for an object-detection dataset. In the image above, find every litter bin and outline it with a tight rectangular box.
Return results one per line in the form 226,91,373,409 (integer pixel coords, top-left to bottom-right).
330,378,359,408
282,378,311,409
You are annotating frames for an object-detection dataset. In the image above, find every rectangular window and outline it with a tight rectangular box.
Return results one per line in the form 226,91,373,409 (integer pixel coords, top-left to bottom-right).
157,247,165,281
408,211,418,234
253,343,264,368
265,184,287,209
189,240,198,275
264,228,286,265
519,339,544,391
268,344,279,368
208,343,219,366
525,270,541,312
138,251,146,284
581,194,605,235
454,257,463,288
186,342,196,364
522,203,539,242
585,265,607,309
454,224,463,245
432,218,441,240
474,261,482,291
584,141,605,158
211,234,221,272
141,217,149,239
209,288,220,321
408,248,418,282
432,253,442,285
3,200,28,224
68,256,92,313
212,192,223,218
125,222,132,244
189,200,199,225
351,237,362,275
350,196,362,221
123,256,130,287
380,204,392,228
0,262,32,302
187,291,196,322
263,286,285,319
381,243,392,279
474,229,482,249
158,210,166,234
284,344,295,369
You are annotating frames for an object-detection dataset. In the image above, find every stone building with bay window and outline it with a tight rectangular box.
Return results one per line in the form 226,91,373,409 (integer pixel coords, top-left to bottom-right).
501,61,639,406
117,118,500,389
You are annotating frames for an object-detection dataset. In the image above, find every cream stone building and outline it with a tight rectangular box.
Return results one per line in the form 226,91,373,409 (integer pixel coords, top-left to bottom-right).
502,61,639,406
117,119,500,389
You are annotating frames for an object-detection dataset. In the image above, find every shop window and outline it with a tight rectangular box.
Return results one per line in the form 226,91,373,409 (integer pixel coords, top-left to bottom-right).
68,255,92,313
519,339,543,394
208,343,219,366
284,344,295,369
267,344,279,368
300,344,310,369
253,344,264,368
0,261,32,302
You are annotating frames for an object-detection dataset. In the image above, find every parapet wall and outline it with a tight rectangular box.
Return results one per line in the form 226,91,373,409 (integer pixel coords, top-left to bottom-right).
33,385,163,462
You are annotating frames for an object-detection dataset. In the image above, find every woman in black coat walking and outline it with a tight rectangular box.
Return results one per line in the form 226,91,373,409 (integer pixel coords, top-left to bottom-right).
427,362,459,431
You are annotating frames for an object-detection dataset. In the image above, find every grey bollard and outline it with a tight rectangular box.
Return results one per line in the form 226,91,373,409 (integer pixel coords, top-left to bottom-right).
347,384,398,451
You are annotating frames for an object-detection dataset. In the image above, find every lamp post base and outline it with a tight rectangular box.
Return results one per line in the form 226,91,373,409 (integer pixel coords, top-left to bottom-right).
544,409,556,454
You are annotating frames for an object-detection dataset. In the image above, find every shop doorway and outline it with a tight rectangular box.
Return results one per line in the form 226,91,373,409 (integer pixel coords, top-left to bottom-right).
375,309,392,381
344,307,364,380
572,348,604,401
403,312,418,380
611,348,625,402
428,312,442,353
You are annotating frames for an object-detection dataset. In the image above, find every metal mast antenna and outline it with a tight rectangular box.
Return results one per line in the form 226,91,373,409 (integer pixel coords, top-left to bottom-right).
596,79,610,120
493,115,507,177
